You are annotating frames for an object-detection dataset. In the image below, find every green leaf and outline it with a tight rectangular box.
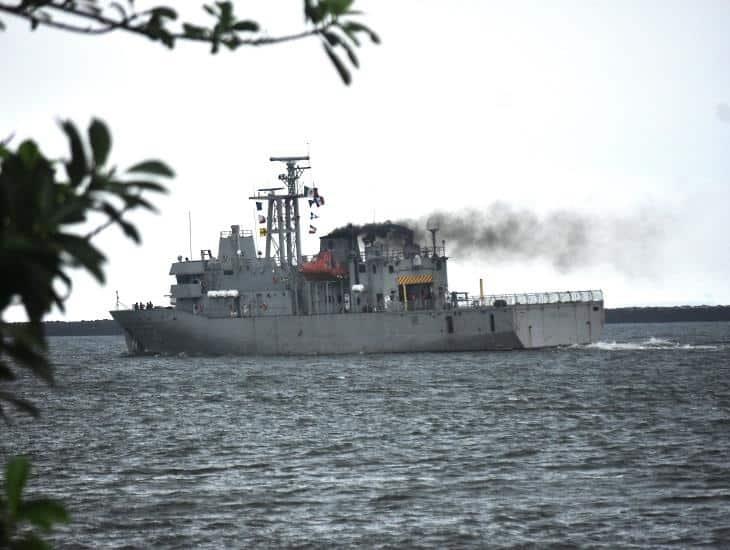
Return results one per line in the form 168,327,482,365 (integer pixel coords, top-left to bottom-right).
232,20,259,32
305,0,327,24
340,40,359,68
19,498,70,531
118,219,141,243
322,42,351,85
126,160,174,177
1,339,51,384
17,140,40,168
322,30,339,47
88,119,111,167
121,194,156,212
323,31,359,68
56,234,106,282
327,0,353,16
0,362,17,381
341,24,360,46
6,456,29,517
60,120,88,187
216,1,233,27
99,202,121,221
223,37,240,50
123,179,167,193
150,7,177,20
344,21,380,44
0,391,39,418
159,30,175,48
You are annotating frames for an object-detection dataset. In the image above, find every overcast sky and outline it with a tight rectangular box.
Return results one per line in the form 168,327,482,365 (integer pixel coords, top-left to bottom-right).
3,0,730,321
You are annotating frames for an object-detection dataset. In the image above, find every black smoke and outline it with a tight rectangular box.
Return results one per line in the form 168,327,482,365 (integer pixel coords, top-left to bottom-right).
325,222,414,245
407,202,667,274
324,205,667,274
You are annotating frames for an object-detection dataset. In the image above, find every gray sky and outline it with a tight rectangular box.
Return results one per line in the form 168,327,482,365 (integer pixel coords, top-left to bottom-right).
3,0,730,321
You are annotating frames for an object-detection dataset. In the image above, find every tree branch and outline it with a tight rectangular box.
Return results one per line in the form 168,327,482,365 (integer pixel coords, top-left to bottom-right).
0,2,333,46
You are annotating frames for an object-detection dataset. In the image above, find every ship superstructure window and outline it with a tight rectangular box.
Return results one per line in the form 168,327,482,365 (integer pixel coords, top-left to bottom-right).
490,313,495,332
358,264,366,273
388,265,394,273
372,264,377,274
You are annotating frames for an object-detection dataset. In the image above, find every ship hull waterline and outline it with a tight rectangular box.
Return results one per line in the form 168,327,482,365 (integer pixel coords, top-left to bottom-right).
111,300,604,356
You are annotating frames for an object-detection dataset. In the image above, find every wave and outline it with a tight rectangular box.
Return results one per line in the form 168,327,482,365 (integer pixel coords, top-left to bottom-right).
583,337,721,351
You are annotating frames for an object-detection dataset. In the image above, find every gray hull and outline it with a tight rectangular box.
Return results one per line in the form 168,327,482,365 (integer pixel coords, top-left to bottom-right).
111,300,604,355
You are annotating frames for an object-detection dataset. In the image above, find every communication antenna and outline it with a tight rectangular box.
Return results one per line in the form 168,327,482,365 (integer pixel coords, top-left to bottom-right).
426,218,440,256
188,211,193,259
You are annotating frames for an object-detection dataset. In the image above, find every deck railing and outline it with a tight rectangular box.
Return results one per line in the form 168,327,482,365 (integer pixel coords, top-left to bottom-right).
361,246,446,262
455,289,604,308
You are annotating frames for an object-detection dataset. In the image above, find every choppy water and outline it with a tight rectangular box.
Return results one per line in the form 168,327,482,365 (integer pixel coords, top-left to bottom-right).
3,322,730,548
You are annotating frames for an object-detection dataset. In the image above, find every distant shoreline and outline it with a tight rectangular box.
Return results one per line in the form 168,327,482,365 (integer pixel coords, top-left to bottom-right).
605,305,730,324
30,305,730,336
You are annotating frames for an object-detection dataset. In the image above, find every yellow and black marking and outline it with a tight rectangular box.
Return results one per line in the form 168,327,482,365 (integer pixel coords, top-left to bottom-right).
397,274,433,285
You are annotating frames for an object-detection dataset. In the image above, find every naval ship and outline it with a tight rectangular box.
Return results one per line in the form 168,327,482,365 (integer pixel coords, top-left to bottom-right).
111,156,605,355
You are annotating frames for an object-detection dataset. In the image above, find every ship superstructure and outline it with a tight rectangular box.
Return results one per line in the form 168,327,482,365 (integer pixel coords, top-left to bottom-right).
112,157,605,355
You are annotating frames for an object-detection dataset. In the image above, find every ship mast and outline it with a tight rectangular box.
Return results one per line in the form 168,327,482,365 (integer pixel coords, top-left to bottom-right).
249,156,310,268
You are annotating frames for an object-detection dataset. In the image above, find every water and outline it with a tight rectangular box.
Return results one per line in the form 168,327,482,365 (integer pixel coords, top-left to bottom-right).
3,322,730,548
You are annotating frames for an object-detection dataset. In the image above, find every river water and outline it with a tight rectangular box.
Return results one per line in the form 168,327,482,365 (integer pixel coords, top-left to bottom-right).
3,322,730,548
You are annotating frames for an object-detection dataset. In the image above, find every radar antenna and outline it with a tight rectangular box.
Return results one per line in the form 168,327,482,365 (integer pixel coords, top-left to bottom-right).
249,156,310,267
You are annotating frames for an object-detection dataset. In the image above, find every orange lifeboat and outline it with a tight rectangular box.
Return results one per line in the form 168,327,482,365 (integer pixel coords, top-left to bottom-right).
300,250,348,281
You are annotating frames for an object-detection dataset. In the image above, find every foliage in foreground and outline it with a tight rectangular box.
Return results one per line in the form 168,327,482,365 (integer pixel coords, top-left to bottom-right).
0,120,171,546
0,457,68,549
0,119,172,419
1,3,379,546
0,0,380,84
